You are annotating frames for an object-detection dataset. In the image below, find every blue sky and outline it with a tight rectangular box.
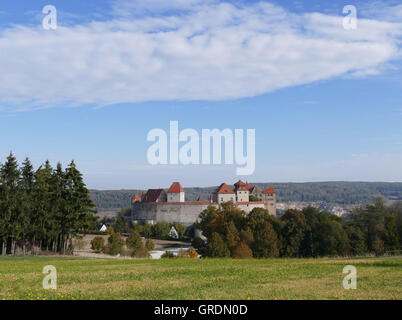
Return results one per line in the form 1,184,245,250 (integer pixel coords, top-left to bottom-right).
0,0,402,189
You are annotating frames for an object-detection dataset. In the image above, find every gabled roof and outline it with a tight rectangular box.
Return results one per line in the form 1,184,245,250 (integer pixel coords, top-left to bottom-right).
234,180,246,187
244,182,253,190
249,185,262,193
216,183,235,194
262,186,276,194
143,189,164,202
236,186,249,191
167,182,184,193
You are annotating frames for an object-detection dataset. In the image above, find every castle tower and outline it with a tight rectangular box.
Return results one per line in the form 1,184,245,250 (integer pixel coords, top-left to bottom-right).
262,186,276,216
234,180,249,202
167,182,185,202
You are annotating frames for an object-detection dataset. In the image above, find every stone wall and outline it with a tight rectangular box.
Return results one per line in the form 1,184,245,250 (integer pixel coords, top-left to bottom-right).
132,202,217,227
236,202,265,213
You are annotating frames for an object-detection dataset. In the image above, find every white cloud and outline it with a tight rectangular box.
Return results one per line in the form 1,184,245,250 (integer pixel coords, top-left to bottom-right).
0,1,401,111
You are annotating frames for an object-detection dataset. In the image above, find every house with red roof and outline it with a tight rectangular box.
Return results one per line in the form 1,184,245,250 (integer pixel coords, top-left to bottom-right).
212,183,236,203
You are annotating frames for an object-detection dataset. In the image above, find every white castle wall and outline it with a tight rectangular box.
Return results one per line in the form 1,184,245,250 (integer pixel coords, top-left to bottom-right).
132,202,217,227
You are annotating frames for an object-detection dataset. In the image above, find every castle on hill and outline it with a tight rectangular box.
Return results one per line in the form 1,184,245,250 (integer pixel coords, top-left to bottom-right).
131,180,276,227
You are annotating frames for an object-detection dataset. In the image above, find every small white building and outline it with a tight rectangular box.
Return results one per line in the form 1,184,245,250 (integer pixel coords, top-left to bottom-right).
169,226,179,239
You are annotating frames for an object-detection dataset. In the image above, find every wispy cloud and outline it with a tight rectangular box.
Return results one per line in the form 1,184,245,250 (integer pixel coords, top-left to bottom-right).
0,1,401,111
361,1,402,22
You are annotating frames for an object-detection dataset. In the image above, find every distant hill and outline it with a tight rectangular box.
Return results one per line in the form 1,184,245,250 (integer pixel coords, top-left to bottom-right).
90,182,402,210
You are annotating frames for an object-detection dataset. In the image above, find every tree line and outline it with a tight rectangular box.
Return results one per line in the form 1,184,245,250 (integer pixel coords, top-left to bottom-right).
89,182,402,209
0,153,96,255
195,199,401,258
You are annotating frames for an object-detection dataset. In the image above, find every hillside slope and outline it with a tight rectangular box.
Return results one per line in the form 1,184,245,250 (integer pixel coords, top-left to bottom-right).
90,182,402,209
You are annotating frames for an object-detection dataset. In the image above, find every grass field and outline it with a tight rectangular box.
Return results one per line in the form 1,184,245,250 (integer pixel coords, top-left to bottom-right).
0,256,401,300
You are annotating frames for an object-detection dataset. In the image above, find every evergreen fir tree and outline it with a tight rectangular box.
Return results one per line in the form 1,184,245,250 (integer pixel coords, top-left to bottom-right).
0,152,20,255
18,157,35,255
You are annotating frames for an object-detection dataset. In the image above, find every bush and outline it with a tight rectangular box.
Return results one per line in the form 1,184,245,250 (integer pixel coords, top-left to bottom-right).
232,241,253,259
188,247,199,258
143,223,153,238
90,236,105,252
153,221,171,239
177,249,189,258
172,222,186,239
132,244,150,258
106,226,114,235
161,251,175,258
106,232,124,255
126,230,142,251
204,232,230,257
192,237,204,250
145,239,155,251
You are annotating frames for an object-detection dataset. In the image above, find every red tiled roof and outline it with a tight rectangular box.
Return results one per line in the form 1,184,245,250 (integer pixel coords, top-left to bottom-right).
245,183,254,191
236,186,249,191
262,186,276,194
216,183,235,194
234,180,246,187
143,189,164,202
167,182,184,193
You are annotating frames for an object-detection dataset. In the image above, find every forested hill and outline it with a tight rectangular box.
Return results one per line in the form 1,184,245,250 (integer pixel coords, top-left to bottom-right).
90,182,402,209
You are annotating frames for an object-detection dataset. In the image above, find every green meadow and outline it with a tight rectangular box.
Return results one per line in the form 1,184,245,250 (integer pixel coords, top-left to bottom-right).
0,256,401,300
